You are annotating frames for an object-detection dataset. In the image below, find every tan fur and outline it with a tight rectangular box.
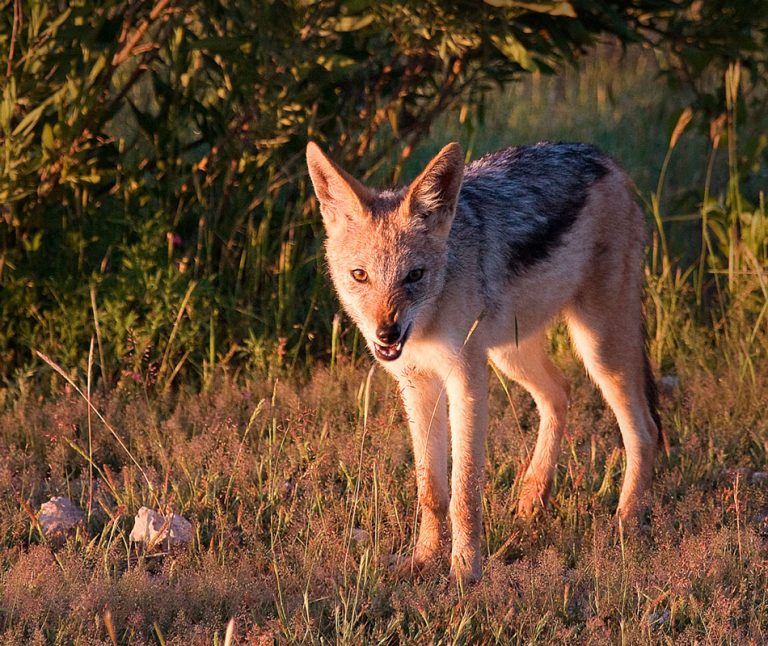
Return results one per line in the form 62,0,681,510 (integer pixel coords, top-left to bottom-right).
306,141,658,584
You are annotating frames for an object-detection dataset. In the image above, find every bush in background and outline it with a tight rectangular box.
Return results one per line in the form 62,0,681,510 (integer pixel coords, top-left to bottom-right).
0,0,766,391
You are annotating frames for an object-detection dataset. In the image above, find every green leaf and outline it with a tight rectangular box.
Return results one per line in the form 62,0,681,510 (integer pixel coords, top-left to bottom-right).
490,34,538,72
42,123,55,152
332,14,376,32
127,98,159,141
87,53,108,85
11,87,67,139
22,231,43,252
482,0,577,17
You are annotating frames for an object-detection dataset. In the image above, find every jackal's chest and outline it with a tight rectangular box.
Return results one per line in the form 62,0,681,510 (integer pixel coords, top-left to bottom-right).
382,335,464,381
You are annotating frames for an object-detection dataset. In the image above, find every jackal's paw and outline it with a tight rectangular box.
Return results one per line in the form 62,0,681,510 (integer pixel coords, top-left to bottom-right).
390,546,442,579
391,523,447,579
615,499,652,536
516,479,552,519
449,548,482,587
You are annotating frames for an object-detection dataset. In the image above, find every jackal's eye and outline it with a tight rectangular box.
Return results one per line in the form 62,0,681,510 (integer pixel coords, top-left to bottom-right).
351,268,368,283
404,268,424,284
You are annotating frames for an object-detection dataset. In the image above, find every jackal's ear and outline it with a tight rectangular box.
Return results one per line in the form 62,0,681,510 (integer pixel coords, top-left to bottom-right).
306,142,370,236
406,142,464,238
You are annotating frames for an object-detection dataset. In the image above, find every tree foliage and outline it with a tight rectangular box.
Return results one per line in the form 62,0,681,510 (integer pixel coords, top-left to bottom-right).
0,0,765,386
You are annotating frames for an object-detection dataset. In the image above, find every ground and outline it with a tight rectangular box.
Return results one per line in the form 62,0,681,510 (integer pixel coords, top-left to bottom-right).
1,332,767,644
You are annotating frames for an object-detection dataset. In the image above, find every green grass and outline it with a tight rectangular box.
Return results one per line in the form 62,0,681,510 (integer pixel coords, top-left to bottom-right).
1,45,767,644
415,44,709,197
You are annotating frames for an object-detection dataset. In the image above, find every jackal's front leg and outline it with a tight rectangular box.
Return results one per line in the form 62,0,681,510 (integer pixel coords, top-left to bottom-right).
398,373,449,573
445,355,489,585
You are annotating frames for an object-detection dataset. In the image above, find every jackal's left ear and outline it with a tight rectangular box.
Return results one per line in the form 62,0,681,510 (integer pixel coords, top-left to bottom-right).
406,142,464,238
306,142,371,236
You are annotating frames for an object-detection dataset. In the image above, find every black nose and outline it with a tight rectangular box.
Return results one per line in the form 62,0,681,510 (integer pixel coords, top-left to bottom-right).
376,323,401,345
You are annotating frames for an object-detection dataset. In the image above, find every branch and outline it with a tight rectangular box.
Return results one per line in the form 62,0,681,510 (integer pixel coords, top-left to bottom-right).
112,0,173,68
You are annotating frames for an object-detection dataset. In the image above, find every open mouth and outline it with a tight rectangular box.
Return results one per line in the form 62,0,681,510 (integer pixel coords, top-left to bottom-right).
373,324,412,362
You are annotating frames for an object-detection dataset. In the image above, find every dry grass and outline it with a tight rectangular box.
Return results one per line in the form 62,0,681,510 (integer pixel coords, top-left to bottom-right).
1,326,767,644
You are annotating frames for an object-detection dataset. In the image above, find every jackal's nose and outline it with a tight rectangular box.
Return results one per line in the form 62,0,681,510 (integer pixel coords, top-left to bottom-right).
376,322,401,345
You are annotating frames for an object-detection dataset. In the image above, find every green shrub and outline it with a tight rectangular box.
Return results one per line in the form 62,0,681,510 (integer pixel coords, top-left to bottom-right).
1,1,766,389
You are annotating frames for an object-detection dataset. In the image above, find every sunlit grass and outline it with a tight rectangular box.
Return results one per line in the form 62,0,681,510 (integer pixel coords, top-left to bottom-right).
1,338,766,642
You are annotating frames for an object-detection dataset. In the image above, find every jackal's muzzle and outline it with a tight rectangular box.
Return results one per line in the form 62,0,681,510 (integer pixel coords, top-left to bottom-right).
373,323,412,361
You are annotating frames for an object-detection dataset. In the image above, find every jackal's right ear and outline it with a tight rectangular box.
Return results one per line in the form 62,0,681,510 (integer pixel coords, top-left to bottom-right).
306,142,370,236
405,142,464,239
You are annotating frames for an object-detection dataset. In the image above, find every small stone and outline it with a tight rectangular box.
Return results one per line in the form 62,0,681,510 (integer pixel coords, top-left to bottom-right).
646,609,670,628
659,375,680,393
280,480,294,497
350,528,369,544
129,507,192,548
38,496,85,539
751,471,768,485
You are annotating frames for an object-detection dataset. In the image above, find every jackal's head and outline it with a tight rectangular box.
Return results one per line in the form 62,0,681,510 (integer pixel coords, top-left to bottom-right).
306,142,464,362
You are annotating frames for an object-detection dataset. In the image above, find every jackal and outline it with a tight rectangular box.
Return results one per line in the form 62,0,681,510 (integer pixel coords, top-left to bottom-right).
306,141,660,584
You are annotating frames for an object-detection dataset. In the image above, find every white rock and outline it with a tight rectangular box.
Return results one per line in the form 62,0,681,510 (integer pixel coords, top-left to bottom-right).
38,496,85,538
129,507,192,548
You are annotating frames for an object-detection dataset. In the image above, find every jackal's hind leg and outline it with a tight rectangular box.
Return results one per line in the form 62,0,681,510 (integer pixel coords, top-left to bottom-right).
565,298,659,528
397,372,449,575
490,334,569,518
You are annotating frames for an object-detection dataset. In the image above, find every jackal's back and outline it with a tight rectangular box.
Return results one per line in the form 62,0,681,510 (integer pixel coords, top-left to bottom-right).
455,142,611,276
